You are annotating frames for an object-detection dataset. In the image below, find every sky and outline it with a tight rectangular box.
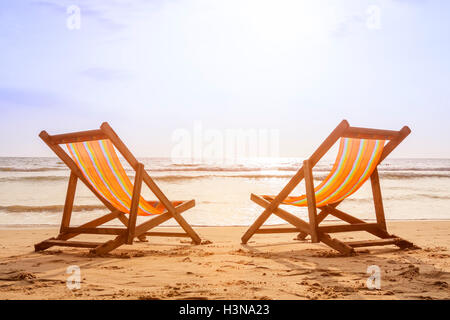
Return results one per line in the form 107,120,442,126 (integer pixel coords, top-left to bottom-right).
0,0,449,158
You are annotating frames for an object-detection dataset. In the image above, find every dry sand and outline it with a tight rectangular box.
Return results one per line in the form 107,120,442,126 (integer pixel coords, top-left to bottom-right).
0,221,449,300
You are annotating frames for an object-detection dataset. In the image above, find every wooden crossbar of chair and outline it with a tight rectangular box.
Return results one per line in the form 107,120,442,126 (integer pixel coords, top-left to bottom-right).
241,120,417,255
34,122,201,255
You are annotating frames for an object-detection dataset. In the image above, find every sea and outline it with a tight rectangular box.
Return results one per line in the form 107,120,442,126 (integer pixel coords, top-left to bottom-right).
0,157,449,228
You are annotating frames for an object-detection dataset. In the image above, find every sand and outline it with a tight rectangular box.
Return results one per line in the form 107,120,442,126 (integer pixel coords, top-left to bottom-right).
0,221,449,300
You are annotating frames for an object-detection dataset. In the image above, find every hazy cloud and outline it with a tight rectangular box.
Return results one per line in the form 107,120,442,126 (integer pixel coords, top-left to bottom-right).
80,67,130,81
0,87,68,109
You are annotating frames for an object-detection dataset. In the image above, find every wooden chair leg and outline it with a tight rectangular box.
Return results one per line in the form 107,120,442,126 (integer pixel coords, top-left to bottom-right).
296,208,330,240
117,213,129,227
127,163,144,244
59,172,77,233
91,235,127,255
117,213,146,241
161,200,201,244
304,160,319,243
370,168,387,231
250,194,312,235
241,207,276,244
35,211,122,252
170,212,201,244
35,237,58,252
320,234,355,256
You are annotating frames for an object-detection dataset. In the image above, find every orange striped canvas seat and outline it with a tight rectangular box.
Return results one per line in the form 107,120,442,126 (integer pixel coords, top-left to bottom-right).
66,139,182,216
263,138,385,208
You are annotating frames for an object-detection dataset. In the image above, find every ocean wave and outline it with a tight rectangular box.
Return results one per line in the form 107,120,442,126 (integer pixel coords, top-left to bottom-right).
379,167,450,172
147,165,344,172
0,173,293,183
0,205,106,213
147,167,267,172
345,194,450,203
169,163,204,167
147,164,450,173
112,169,450,178
1,193,448,214
152,173,295,181
153,172,450,180
1,171,450,183
379,173,450,179
0,176,68,182
0,167,65,172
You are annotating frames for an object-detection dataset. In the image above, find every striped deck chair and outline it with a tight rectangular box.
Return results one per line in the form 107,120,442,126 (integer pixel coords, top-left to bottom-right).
35,123,201,255
242,120,416,255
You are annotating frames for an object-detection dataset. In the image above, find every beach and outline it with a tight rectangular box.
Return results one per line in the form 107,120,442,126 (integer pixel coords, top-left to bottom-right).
0,221,449,300
0,156,449,300
2,0,450,304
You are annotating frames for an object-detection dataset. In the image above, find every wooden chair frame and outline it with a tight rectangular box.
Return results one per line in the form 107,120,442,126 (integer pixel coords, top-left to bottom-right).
35,122,201,255
241,120,416,255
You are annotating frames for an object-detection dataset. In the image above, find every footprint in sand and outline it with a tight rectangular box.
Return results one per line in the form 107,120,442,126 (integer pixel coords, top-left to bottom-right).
0,271,36,281
432,281,448,289
398,265,420,279
277,270,312,277
186,271,204,278
320,271,343,277
102,265,124,270
48,259,65,263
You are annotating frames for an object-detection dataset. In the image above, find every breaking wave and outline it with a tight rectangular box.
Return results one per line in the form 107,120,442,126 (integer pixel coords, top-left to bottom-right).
0,205,105,213
2,171,449,183
0,167,65,172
